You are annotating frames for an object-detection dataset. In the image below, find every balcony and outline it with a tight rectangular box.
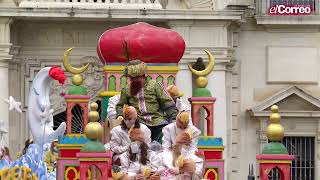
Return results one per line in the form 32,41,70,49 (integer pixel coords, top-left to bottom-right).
255,0,320,24
18,0,162,10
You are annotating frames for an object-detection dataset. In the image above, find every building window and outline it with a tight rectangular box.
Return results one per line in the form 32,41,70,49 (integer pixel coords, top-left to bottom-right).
269,136,315,180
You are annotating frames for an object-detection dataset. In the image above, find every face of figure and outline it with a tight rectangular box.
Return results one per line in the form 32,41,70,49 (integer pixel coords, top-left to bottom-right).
176,119,188,130
125,110,137,121
129,76,146,96
181,172,192,180
130,75,145,84
124,118,136,129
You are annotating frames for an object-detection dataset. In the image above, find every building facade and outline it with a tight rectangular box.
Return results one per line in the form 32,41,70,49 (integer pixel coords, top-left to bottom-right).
0,0,319,179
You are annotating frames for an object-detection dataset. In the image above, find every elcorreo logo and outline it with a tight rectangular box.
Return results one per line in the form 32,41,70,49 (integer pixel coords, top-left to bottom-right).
269,4,312,15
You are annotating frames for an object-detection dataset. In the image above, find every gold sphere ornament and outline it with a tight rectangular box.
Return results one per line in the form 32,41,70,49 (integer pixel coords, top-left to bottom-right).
84,122,103,140
88,111,99,122
266,124,284,141
266,104,285,142
270,113,281,123
196,77,208,88
271,105,279,113
90,102,99,111
72,74,84,86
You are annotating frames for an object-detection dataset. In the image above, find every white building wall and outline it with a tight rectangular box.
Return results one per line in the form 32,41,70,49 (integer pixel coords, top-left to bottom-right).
237,18,320,179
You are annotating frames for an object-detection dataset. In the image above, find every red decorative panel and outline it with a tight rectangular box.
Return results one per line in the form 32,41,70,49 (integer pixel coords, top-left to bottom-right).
60,149,81,158
204,151,222,159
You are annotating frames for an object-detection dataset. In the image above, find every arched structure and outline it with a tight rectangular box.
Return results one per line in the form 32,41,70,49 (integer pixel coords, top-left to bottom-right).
65,95,90,134
189,97,216,136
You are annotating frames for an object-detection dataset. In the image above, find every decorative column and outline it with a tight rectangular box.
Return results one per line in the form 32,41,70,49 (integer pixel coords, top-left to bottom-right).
187,50,225,180
65,95,90,134
188,50,215,135
62,48,90,134
256,105,294,180
0,18,12,147
77,102,111,180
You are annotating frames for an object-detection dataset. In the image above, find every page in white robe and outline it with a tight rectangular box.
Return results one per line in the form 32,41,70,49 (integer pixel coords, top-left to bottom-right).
119,150,162,177
161,122,203,177
159,149,203,178
110,124,151,155
162,122,200,154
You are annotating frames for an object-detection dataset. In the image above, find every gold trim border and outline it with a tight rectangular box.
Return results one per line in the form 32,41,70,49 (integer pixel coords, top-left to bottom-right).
258,160,292,164
65,99,90,103
103,65,179,74
98,91,121,97
78,158,110,162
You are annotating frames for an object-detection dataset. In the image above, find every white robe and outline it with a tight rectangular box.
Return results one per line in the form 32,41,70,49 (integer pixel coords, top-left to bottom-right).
175,98,193,125
159,150,203,179
107,94,121,128
110,124,151,155
161,123,203,177
119,150,162,177
162,122,200,154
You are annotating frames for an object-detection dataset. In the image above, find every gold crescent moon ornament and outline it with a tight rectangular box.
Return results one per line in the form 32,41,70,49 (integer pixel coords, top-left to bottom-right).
188,50,215,77
188,50,215,88
63,47,90,74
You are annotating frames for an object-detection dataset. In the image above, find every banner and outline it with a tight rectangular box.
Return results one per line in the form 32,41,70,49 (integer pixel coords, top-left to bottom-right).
0,166,38,180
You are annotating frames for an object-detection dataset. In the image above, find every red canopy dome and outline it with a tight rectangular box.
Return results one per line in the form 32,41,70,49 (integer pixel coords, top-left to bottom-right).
97,22,185,64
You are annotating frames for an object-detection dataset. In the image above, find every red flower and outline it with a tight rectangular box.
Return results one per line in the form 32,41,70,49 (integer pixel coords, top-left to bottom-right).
49,66,66,85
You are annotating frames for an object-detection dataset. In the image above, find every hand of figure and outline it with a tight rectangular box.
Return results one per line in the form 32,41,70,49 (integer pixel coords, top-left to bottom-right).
135,173,144,180
175,132,191,145
168,167,179,175
148,172,160,180
120,173,130,180
117,116,124,122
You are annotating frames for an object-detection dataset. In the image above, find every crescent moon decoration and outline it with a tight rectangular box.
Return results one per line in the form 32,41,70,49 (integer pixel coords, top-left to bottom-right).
188,50,215,77
63,47,90,74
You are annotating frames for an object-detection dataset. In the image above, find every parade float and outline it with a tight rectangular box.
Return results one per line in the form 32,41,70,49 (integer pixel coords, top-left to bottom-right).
0,22,293,180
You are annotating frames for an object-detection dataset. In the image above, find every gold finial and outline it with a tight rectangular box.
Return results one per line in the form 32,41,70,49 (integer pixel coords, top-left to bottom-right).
88,102,99,122
63,48,90,86
188,50,215,88
84,102,103,141
266,105,284,141
90,102,99,111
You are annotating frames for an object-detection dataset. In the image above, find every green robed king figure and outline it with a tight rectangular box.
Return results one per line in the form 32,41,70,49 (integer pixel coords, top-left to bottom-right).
115,60,179,143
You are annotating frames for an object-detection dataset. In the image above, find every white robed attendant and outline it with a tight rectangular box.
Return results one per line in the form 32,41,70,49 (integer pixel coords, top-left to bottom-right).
161,111,203,179
110,106,151,163
119,128,162,180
